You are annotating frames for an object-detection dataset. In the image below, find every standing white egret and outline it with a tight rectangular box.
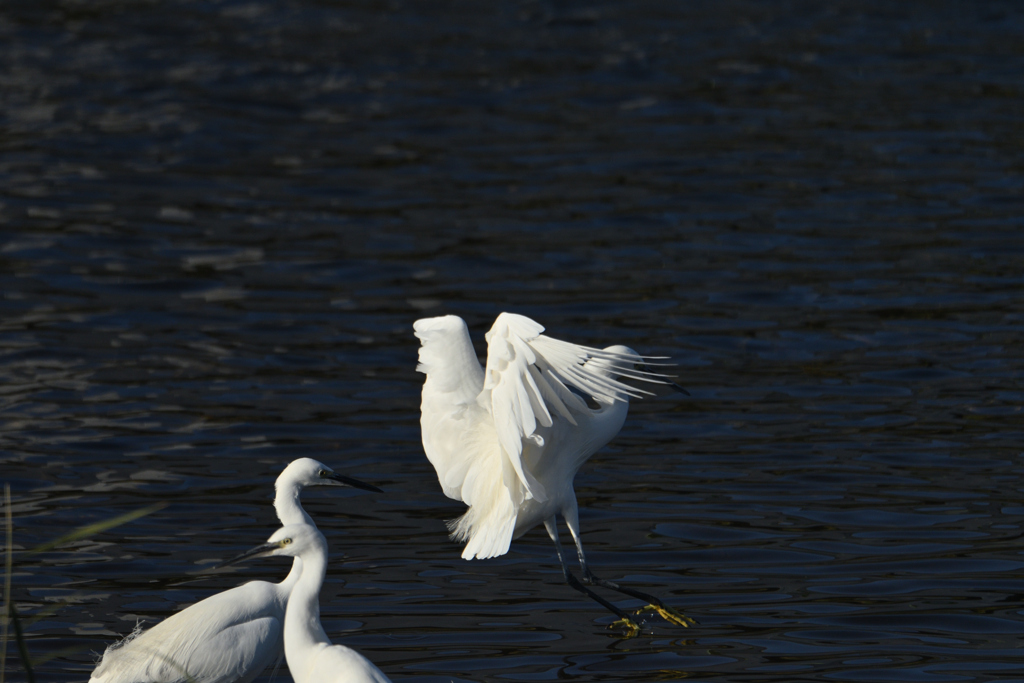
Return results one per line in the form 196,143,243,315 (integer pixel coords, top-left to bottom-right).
90,458,380,683
221,523,392,683
414,312,693,636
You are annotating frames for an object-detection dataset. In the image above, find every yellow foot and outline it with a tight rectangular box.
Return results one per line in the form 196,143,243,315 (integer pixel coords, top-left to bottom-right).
609,617,641,638
635,603,697,628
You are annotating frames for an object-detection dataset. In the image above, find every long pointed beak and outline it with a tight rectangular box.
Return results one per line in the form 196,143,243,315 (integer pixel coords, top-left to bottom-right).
671,382,691,397
214,541,280,570
325,472,382,493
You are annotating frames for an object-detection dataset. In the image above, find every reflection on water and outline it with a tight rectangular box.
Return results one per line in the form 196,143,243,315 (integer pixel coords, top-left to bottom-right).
2,0,1023,681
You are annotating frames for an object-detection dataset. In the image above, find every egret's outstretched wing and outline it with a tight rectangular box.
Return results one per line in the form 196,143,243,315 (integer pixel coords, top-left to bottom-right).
414,315,487,501
482,312,671,501
414,315,483,405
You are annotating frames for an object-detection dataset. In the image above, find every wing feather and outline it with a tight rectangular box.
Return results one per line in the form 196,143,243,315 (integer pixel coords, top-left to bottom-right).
414,315,488,501
90,582,284,683
414,315,482,403
522,365,553,428
482,313,677,502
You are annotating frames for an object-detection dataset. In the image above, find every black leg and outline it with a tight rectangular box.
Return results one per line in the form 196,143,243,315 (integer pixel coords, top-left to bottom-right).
562,511,696,628
543,518,640,637
584,570,697,627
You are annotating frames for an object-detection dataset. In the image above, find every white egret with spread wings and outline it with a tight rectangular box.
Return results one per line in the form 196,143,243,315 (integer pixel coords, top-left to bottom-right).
414,312,693,636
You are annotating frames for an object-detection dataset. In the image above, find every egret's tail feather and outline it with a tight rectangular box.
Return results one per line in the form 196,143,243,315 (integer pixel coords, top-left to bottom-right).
447,494,517,560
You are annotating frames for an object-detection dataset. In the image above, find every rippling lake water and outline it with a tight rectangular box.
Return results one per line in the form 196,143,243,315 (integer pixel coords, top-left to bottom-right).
2,1,1023,681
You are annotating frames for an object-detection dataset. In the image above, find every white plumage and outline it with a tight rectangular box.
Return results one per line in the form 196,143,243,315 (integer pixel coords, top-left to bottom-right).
90,458,379,683
415,312,693,634
223,524,392,683
90,579,289,683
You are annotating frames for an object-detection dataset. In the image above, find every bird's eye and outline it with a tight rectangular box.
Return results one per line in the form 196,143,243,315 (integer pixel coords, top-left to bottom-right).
282,538,292,545
318,469,327,477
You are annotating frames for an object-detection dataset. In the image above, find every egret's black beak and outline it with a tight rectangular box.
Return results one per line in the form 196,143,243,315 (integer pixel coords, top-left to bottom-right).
324,471,382,493
214,541,280,570
671,382,691,397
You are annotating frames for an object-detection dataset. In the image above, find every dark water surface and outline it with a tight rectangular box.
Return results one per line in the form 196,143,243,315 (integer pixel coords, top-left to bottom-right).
2,1,1023,681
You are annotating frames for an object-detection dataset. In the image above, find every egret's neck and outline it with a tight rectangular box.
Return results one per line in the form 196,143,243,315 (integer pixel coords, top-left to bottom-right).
274,481,315,527
284,538,331,682
588,397,630,451
279,557,304,594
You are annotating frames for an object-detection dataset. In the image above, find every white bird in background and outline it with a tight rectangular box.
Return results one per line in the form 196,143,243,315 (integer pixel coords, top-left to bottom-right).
414,312,693,636
221,523,392,683
90,458,380,683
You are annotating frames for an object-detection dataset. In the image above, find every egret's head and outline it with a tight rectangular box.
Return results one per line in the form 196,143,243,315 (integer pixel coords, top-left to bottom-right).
584,345,642,379
604,345,642,366
217,524,324,567
277,457,381,493
588,345,689,397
